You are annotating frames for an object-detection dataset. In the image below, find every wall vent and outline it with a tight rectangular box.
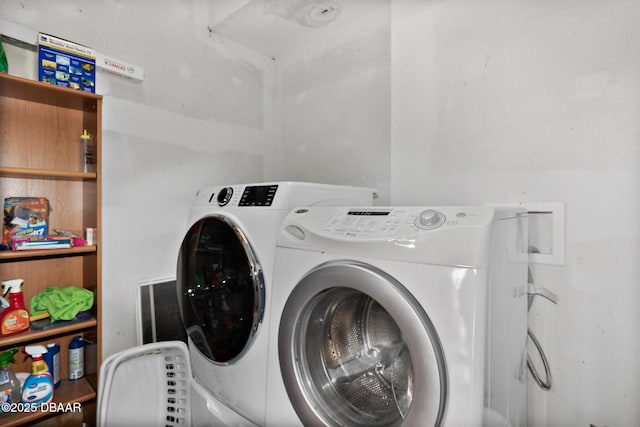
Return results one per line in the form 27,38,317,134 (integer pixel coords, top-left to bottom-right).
136,277,187,345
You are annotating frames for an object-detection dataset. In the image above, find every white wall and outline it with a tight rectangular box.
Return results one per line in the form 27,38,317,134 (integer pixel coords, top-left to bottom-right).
0,1,273,357
0,0,390,358
100,101,266,357
391,1,640,426
267,3,391,203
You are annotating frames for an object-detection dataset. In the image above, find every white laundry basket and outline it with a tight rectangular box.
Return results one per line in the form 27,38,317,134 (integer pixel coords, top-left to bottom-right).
98,341,191,427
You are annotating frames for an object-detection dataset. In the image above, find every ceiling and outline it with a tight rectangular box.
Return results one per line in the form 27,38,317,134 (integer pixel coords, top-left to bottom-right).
208,0,390,58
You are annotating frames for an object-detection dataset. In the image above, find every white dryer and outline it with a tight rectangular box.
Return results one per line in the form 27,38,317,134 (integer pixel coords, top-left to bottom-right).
176,182,375,425
266,206,528,427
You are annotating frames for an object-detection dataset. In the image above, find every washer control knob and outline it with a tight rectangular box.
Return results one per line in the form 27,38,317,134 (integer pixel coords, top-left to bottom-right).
217,187,233,206
415,209,445,230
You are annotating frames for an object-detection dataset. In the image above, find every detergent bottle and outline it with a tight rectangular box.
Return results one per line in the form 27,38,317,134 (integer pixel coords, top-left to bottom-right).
21,345,53,408
0,279,30,337
43,343,60,389
0,348,21,413
68,336,84,380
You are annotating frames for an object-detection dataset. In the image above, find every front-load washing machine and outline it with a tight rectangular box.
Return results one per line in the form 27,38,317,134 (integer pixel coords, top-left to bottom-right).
176,182,375,425
266,206,528,426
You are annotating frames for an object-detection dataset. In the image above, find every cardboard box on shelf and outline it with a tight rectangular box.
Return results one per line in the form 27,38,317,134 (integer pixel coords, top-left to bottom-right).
2,197,50,247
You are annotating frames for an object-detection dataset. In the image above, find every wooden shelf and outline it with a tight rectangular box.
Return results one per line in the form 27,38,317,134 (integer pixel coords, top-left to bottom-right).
0,246,96,261
0,167,97,180
0,378,96,427
0,318,97,348
0,72,101,108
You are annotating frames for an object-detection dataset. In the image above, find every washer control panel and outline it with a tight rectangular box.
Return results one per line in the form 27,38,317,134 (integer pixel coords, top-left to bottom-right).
318,207,490,238
203,184,280,207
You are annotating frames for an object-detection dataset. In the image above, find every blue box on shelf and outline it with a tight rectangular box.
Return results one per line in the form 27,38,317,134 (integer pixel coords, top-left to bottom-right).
37,33,95,93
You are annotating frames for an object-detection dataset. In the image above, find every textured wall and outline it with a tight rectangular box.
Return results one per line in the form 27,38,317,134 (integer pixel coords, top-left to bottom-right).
0,0,390,357
268,3,391,202
391,1,640,426
0,0,271,357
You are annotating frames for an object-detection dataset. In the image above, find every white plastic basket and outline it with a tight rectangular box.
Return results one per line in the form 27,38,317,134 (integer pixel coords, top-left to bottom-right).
98,341,191,427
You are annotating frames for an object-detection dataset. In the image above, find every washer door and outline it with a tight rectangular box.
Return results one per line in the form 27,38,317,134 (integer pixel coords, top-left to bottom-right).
177,216,265,364
279,261,446,427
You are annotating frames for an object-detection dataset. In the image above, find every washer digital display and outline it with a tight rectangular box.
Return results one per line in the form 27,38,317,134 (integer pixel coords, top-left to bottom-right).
239,185,278,206
347,210,392,216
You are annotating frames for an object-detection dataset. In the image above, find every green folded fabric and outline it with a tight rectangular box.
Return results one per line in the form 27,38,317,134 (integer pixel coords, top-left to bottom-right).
30,286,94,321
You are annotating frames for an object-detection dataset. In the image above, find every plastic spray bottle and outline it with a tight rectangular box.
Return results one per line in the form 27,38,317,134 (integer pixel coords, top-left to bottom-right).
0,38,8,74
0,279,30,337
21,345,53,408
0,348,21,413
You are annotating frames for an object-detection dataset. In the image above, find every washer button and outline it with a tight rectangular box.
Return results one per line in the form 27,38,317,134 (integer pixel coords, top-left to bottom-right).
415,209,446,230
217,187,233,206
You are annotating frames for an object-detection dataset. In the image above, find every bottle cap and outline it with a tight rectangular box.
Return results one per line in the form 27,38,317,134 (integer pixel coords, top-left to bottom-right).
24,345,48,359
69,336,84,348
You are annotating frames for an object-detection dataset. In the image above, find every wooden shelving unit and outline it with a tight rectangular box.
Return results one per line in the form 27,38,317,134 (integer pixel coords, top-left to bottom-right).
0,72,102,426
